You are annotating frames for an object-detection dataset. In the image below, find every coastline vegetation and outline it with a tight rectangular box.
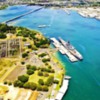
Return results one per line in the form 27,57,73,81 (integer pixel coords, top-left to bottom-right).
0,5,8,10
0,23,50,48
0,23,64,96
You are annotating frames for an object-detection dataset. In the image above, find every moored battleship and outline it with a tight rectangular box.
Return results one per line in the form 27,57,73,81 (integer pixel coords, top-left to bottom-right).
50,38,78,62
59,37,83,60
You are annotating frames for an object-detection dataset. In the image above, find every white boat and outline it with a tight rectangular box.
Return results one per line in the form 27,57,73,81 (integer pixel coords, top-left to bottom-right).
38,25,48,28
64,75,71,80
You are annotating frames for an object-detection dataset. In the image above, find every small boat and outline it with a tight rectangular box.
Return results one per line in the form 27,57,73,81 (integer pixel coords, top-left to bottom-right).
38,25,49,28
64,76,71,80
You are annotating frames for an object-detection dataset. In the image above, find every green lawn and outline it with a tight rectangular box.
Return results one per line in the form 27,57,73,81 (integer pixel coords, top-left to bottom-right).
0,58,15,78
28,71,54,84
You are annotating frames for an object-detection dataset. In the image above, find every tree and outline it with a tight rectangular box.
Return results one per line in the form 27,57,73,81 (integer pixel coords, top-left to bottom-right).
14,80,24,87
28,45,32,49
42,86,48,92
42,58,50,63
37,85,42,91
8,82,12,86
30,65,37,71
43,73,49,77
45,76,54,86
41,68,47,72
22,53,28,58
22,38,27,41
27,69,34,75
26,64,31,69
38,71,43,76
50,69,55,73
38,53,47,57
21,61,25,65
24,82,37,90
53,80,59,84
38,79,44,85
0,33,6,39
4,81,7,85
18,75,29,83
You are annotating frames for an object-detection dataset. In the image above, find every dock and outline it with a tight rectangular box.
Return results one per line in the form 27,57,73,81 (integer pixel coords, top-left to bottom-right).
3,7,43,24
55,76,71,100
50,38,78,62
45,76,71,100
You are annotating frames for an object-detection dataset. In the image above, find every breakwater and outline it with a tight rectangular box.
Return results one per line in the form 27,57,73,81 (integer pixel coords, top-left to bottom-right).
4,7,43,24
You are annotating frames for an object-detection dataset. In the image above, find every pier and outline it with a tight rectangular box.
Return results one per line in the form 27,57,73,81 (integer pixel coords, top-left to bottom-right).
50,38,78,62
55,76,71,100
3,7,43,24
63,9,70,15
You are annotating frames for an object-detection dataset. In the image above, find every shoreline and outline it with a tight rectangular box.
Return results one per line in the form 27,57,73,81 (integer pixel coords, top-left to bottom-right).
62,7,100,20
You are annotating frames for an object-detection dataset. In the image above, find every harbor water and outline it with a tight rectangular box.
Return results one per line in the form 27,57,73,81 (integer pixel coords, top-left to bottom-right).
0,5,100,100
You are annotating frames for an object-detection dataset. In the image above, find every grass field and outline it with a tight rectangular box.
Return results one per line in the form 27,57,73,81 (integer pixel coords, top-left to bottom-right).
0,58,16,78
29,71,54,84
4,65,26,82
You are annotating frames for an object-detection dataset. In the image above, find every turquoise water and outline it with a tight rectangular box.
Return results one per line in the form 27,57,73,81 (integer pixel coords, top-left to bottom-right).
0,5,100,100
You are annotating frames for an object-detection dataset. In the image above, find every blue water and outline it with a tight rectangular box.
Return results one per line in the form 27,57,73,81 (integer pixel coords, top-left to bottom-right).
0,5,100,100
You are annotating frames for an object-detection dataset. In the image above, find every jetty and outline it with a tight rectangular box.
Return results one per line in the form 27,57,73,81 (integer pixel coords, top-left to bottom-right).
50,38,78,62
3,7,43,24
